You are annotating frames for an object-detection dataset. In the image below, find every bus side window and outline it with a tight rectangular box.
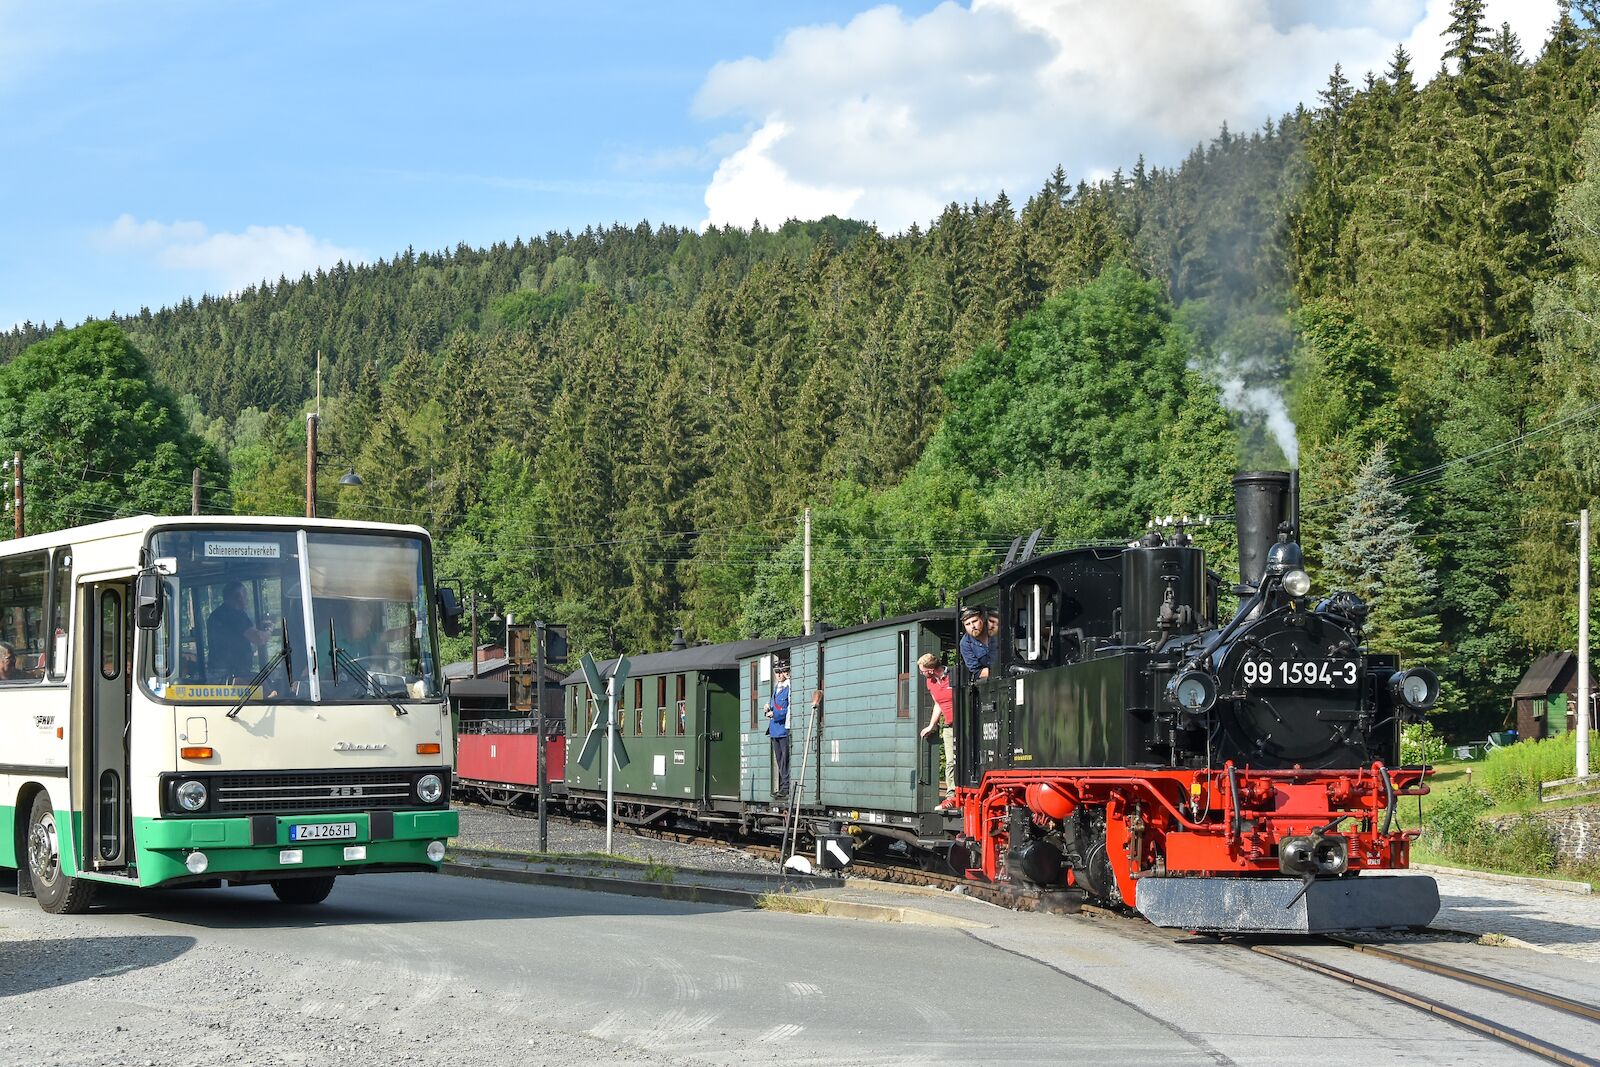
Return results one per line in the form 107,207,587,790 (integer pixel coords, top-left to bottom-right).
47,549,71,680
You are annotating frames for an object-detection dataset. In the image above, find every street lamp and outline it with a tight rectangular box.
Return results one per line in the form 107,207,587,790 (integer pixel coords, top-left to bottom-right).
305,412,364,514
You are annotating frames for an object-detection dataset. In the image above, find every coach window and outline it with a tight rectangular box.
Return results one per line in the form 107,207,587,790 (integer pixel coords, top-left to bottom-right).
0,550,48,684
633,678,644,736
896,629,911,719
1012,579,1057,665
748,661,760,729
675,673,687,735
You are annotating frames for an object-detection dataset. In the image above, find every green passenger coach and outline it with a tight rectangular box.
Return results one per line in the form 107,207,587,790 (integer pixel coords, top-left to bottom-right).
563,640,770,818
560,612,957,847
2,515,462,913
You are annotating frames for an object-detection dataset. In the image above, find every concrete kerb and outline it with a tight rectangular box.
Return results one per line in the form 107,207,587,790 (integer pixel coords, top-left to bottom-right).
443,850,986,927
1411,861,1594,895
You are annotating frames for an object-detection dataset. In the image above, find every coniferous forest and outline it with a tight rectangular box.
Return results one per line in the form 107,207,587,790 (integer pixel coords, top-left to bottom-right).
5,3,1600,739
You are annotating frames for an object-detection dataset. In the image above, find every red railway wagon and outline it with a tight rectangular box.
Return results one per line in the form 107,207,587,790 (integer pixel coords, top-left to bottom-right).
455,719,566,805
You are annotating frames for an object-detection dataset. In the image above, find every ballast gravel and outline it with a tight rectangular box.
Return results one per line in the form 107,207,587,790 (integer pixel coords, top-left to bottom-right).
451,803,785,876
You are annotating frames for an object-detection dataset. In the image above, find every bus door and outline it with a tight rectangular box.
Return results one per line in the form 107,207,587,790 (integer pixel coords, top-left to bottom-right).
81,581,132,870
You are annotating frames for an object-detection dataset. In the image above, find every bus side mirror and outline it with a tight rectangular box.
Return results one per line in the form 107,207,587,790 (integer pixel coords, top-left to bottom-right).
135,569,164,630
437,586,463,638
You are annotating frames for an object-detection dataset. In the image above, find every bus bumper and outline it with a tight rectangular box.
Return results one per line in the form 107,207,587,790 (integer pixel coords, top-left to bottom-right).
130,809,459,887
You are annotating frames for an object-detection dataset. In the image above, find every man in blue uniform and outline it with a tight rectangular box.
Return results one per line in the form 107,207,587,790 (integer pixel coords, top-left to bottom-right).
765,662,791,797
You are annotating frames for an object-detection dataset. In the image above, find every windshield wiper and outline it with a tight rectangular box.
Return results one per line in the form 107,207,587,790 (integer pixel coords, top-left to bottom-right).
226,616,295,720
329,620,408,717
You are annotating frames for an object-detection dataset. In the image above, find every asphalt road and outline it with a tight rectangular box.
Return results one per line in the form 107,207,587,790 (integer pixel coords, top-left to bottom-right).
1,871,1582,1066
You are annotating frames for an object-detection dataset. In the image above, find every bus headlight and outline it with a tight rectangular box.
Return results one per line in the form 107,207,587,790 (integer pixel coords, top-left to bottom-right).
176,780,208,812
416,773,443,804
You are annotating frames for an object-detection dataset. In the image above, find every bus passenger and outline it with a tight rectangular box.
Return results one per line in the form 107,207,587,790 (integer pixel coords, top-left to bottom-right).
0,642,19,681
208,582,268,682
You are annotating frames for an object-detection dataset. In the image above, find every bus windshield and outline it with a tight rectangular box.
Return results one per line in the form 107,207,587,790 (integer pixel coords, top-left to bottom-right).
143,527,442,705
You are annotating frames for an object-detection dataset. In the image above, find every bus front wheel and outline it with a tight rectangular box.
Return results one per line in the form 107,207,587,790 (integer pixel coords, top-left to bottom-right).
26,792,96,914
271,876,336,905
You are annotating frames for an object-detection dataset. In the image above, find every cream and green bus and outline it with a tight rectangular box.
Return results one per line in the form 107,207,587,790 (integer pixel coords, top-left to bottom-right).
2,515,463,913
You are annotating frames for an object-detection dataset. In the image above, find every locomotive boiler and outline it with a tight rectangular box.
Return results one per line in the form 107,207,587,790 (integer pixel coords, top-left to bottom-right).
947,471,1441,932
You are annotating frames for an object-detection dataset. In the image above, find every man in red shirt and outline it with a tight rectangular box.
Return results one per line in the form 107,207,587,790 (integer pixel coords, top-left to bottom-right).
918,653,956,804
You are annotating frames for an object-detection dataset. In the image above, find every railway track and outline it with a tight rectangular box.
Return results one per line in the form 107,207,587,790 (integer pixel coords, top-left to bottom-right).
1248,938,1600,1067
469,796,1067,910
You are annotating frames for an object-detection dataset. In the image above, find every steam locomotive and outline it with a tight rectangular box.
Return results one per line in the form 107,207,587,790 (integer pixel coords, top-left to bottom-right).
519,470,1440,933
945,470,1440,931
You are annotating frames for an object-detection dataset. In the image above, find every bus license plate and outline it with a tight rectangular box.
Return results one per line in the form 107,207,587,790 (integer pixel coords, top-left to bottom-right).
289,822,357,842
1242,659,1359,688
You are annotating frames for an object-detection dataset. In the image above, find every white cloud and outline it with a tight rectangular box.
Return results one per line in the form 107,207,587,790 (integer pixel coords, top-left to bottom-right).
96,214,366,293
695,0,1558,231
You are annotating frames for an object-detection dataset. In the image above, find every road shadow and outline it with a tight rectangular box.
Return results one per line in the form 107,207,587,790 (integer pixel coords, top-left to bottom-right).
74,872,744,931
0,934,195,997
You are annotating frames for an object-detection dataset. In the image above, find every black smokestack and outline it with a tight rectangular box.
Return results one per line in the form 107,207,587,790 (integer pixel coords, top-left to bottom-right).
1232,470,1291,590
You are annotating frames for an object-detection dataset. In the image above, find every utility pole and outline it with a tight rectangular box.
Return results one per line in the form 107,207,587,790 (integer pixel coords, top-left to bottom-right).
11,451,22,539
1580,508,1591,780
191,468,202,516
305,412,319,519
469,589,479,679
803,506,813,636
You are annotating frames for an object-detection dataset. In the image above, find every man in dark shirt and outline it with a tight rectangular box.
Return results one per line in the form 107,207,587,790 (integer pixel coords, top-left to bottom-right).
208,582,267,682
959,607,993,680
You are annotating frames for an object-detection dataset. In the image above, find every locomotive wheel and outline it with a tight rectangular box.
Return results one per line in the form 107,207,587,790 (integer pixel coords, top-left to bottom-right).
26,792,97,914
1075,838,1120,905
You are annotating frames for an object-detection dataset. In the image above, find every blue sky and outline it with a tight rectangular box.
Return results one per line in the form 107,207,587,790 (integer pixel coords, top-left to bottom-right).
0,0,1558,332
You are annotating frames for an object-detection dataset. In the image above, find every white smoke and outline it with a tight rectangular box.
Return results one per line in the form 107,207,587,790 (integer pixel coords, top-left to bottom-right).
1217,373,1299,468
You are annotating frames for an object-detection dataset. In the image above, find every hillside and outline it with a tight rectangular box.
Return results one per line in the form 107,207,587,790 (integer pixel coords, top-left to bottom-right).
3,8,1598,740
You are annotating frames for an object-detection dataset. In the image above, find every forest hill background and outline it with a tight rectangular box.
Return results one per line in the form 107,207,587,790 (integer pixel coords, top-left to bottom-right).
4,6,1600,739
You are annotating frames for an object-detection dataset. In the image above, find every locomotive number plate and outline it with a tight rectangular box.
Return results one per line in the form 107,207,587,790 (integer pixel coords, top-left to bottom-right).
288,822,357,842
1242,659,1359,687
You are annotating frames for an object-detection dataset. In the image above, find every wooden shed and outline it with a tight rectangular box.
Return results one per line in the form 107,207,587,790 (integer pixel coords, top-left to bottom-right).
1511,651,1596,741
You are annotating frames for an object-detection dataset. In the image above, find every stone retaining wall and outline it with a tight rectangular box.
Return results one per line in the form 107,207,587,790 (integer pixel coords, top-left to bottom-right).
1488,804,1600,863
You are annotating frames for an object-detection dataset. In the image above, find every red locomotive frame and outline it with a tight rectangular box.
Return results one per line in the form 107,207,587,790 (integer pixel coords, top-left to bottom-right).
952,761,1429,907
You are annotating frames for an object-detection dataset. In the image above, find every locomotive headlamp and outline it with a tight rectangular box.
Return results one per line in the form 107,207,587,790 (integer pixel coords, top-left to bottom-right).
1390,668,1439,711
1282,568,1312,597
176,780,208,812
1167,670,1218,714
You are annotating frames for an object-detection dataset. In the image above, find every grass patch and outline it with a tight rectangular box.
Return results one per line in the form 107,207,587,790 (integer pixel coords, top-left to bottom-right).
643,863,675,884
756,892,828,915
1397,741,1600,890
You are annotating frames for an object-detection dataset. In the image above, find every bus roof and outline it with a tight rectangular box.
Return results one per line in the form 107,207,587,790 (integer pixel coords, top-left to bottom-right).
0,514,432,555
